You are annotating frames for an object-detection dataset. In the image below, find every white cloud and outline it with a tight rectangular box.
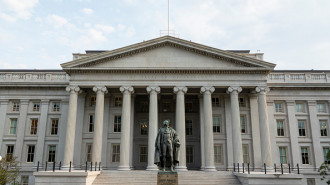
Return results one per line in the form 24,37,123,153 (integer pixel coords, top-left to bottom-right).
81,8,94,15
2,0,39,20
0,13,16,22
46,14,74,29
1,61,27,69
95,24,114,34
88,29,107,42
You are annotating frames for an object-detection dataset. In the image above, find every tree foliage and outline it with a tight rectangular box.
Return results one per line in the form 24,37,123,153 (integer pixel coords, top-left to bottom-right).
0,155,20,185
319,150,330,185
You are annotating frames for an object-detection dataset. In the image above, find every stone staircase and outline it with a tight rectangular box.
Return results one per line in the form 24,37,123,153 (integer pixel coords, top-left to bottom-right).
92,170,241,185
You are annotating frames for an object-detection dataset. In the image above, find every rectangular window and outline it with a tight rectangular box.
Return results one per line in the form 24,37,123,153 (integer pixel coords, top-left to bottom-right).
86,144,92,162
240,115,247,133
52,102,60,112
90,96,96,106
9,118,17,135
298,120,306,136
48,145,56,162
212,97,220,107
213,116,221,133
21,176,29,185
320,120,328,136
277,120,285,136
242,145,249,163
27,145,35,163
50,119,59,135
317,103,326,113
323,148,329,164
12,102,20,112
186,146,193,164
185,120,193,135
114,97,122,107
140,119,148,135
111,144,120,163
33,102,40,112
275,103,283,113
30,119,38,135
89,115,94,132
307,178,315,185
279,147,287,164
301,147,309,164
185,102,193,113
6,145,14,159
139,146,148,163
214,145,223,164
114,115,121,133
141,101,149,113
296,103,304,112
239,98,246,107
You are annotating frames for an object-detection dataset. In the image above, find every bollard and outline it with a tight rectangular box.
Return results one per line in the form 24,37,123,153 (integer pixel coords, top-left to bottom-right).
53,161,56,172
233,163,236,172
297,164,300,174
242,163,245,173
264,163,266,174
45,162,48,171
91,162,93,171
99,162,101,171
85,161,87,172
95,162,97,171
59,161,62,170
69,161,72,172
288,164,291,173
248,163,250,174
281,163,283,174
238,163,240,173
274,163,276,173
37,161,40,172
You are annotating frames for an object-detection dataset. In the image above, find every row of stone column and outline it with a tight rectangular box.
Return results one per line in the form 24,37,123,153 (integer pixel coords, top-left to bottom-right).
62,85,273,171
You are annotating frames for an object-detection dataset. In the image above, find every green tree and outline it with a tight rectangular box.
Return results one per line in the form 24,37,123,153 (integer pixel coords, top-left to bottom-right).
0,155,20,185
319,150,330,185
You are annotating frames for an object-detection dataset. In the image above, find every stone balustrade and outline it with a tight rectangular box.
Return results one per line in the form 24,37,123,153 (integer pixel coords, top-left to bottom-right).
0,70,69,83
268,71,330,83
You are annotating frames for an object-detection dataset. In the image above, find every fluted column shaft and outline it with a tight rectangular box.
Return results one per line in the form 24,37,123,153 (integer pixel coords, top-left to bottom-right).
118,86,134,171
256,87,273,169
146,86,160,170
92,86,107,165
63,86,80,166
174,86,188,171
227,86,243,165
201,86,216,171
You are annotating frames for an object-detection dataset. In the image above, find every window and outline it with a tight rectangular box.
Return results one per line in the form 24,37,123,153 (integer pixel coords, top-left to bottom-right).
279,147,287,164
9,118,17,135
86,144,92,162
6,145,14,159
12,102,20,112
185,102,193,113
317,103,326,113
320,120,328,136
239,98,246,107
30,119,38,135
275,103,283,113
50,119,59,135
212,97,220,107
307,178,315,185
186,146,193,164
185,120,193,135
213,116,221,133
90,96,96,106
114,97,122,107
27,145,35,163
240,115,247,133
140,119,148,135
242,145,249,163
214,145,223,164
162,102,171,112
298,120,306,136
33,102,40,111
277,120,285,136
111,144,120,163
114,115,121,132
301,147,309,164
323,148,329,164
139,146,147,163
21,176,29,185
296,103,304,112
141,101,149,113
52,102,60,112
48,145,56,162
89,115,94,132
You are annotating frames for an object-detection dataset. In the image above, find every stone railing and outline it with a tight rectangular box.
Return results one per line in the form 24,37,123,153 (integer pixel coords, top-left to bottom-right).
267,71,330,83
0,71,70,83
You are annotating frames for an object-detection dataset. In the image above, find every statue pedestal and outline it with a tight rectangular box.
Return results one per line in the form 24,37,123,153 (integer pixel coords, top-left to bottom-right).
157,171,178,185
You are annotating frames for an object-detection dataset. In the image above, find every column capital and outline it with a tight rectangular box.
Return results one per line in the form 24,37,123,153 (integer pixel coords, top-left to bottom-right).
255,86,270,94
174,86,187,94
66,86,80,93
120,86,134,94
200,86,215,94
146,86,161,94
227,86,242,94
93,86,108,93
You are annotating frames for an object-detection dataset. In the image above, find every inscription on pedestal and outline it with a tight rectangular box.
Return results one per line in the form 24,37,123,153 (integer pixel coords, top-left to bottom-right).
157,172,178,185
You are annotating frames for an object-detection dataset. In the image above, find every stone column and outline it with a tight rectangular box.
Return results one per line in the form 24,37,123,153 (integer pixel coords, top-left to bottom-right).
63,86,80,167
287,101,300,166
118,86,134,171
249,93,262,169
174,86,188,171
0,100,9,153
35,100,50,164
255,86,273,169
224,97,234,170
198,95,205,170
14,100,29,162
200,86,216,171
146,86,160,170
92,86,107,165
227,86,243,165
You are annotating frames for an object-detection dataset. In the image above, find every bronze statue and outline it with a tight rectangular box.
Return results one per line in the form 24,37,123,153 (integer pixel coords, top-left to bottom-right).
154,120,180,171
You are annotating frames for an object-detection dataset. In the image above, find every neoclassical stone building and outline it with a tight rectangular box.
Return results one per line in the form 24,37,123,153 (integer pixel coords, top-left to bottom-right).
0,36,329,184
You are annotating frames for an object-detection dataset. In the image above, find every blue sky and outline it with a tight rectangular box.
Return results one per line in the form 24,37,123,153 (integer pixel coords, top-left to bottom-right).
0,0,329,70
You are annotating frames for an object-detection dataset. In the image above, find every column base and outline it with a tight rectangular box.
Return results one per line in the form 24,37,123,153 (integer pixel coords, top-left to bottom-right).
117,166,131,171
146,165,159,171
175,166,188,171
204,166,217,172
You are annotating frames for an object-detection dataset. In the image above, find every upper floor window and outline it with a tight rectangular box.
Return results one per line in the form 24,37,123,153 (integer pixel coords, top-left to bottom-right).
275,102,284,113
214,145,223,164
12,102,20,112
27,145,35,163
86,144,92,162
320,120,328,136
140,119,148,135
298,120,306,136
52,102,60,112
185,102,193,113
51,119,59,135
33,102,40,112
9,118,17,135
6,145,14,159
317,103,326,113
279,147,287,164
240,115,247,133
296,103,305,113
114,97,122,107
48,145,56,162
185,120,193,135
114,115,121,133
89,115,94,133
239,98,246,107
90,96,96,106
30,119,38,135
139,146,148,163
301,147,309,164
323,147,329,164
213,116,221,133
212,97,220,107
186,146,193,164
111,144,120,163
277,120,285,136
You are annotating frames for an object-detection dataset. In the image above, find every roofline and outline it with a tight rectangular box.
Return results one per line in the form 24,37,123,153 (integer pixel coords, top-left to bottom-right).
0,69,64,72
273,70,330,72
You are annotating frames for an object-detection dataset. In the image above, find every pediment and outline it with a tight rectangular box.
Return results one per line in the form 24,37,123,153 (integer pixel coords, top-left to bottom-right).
61,36,276,73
